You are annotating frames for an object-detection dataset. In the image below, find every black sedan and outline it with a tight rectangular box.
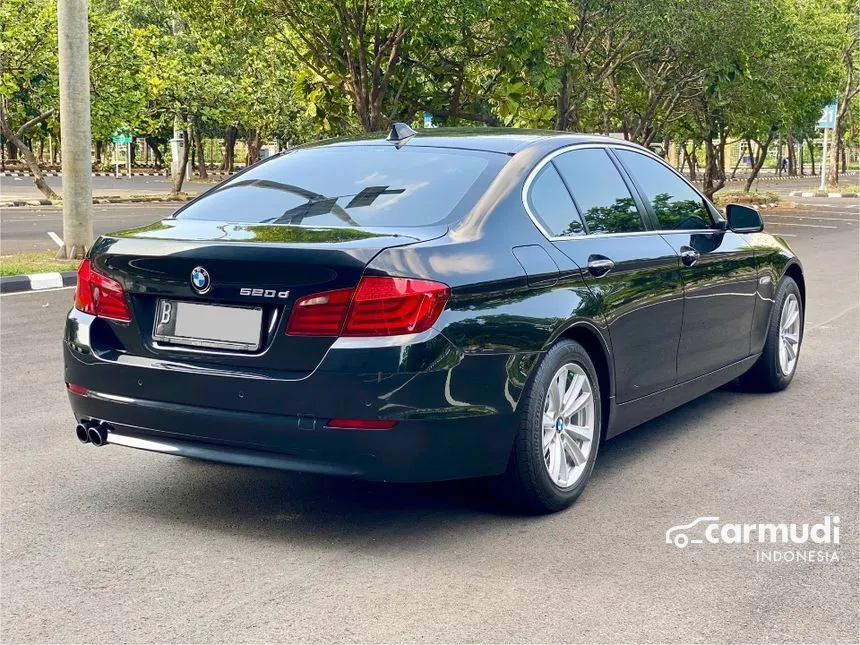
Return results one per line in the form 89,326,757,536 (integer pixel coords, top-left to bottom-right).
64,127,805,512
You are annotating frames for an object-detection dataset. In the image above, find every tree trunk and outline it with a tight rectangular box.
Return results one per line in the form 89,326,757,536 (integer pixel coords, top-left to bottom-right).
245,130,262,166
827,120,842,187
0,111,60,200
193,115,207,179
170,133,190,195
787,128,797,176
146,137,165,168
841,145,847,173
798,136,804,175
94,141,102,165
130,138,136,167
807,139,816,175
222,125,237,171
555,67,571,131
5,140,17,163
702,131,726,201
744,134,775,192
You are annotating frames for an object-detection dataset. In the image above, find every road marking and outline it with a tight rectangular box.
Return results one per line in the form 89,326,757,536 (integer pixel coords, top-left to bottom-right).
810,304,859,330
0,285,74,297
766,215,858,222
47,231,64,248
764,222,838,229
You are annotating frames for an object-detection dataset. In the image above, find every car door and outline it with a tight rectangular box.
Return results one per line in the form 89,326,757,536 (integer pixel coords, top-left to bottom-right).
525,146,684,403
612,148,758,382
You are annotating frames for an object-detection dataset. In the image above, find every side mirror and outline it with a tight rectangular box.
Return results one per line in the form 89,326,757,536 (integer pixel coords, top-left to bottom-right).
725,203,764,233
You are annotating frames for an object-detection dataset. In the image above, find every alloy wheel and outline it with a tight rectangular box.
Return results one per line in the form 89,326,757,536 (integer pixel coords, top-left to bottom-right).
777,293,801,376
541,363,596,488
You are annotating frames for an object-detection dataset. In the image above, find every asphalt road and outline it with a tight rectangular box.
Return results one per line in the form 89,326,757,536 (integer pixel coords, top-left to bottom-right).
1,196,858,642
0,203,179,255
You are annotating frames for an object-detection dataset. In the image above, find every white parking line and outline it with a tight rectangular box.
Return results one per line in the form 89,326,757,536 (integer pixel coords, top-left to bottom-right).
765,222,838,229
0,285,74,297
766,214,858,222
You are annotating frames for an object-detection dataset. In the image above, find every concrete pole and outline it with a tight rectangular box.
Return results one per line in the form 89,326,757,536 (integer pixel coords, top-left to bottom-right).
57,0,93,259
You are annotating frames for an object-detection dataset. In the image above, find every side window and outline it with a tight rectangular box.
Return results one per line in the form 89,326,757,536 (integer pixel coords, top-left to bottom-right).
527,164,585,237
552,149,644,234
616,150,712,230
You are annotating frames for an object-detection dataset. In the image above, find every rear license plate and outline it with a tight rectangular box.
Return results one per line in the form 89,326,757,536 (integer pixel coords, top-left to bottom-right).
153,300,263,351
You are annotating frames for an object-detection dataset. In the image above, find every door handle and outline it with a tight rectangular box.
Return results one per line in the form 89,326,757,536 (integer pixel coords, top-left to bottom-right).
587,255,615,277
680,247,699,267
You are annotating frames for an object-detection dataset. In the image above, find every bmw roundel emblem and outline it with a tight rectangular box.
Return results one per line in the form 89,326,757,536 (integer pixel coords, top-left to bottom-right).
190,266,211,294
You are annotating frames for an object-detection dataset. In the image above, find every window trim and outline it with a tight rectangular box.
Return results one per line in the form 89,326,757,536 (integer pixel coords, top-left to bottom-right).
522,143,650,240
525,163,586,238
521,142,723,241
608,147,719,233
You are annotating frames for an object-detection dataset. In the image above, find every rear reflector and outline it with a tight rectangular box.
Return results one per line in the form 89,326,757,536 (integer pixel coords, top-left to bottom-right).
286,276,449,337
66,383,89,396
74,258,132,322
326,418,397,430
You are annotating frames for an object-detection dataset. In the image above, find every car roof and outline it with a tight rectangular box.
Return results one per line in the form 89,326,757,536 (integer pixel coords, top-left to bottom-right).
319,128,645,156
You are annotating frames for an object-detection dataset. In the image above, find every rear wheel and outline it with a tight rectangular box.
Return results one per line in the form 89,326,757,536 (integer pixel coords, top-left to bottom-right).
502,340,601,513
740,276,803,392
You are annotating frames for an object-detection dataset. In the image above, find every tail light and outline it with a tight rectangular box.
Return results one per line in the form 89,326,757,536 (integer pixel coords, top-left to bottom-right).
287,276,449,337
74,258,132,322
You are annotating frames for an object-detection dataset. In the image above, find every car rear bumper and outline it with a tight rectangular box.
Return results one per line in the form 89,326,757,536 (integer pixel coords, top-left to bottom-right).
64,309,538,482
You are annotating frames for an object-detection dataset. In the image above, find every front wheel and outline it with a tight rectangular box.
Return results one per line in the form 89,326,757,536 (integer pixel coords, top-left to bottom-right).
740,276,803,392
501,340,601,513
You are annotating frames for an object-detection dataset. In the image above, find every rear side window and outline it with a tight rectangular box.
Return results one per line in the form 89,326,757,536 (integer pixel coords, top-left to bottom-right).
527,164,584,236
552,148,644,235
615,149,712,230
175,145,501,228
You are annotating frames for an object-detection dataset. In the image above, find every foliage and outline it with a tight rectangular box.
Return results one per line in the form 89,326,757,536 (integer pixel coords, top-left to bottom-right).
1,0,857,194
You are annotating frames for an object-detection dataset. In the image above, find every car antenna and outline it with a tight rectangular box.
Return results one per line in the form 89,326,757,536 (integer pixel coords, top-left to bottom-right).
386,122,416,148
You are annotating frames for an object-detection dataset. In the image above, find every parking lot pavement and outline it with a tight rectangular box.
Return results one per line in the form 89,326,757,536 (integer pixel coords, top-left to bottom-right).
1,196,857,642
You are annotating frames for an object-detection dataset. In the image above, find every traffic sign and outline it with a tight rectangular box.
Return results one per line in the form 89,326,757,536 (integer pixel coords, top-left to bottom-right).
816,98,838,129
112,128,132,144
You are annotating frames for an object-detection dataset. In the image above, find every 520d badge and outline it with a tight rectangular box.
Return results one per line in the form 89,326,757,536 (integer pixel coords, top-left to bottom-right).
239,288,291,299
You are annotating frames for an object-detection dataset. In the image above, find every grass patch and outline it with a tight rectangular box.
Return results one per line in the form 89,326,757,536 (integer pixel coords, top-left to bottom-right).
714,191,780,207
835,184,859,194
0,251,81,277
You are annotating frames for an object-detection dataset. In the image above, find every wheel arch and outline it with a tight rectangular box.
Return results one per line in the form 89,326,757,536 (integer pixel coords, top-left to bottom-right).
782,261,805,312
556,321,614,440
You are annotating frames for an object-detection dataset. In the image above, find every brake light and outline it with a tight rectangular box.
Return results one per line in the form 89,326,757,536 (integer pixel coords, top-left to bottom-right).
74,258,132,322
286,276,449,337
343,277,449,336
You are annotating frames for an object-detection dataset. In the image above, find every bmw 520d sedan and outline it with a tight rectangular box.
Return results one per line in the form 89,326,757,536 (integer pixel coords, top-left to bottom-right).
65,126,805,512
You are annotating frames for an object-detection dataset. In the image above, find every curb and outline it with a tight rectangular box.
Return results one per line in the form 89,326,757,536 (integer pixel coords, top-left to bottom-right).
0,271,77,294
0,195,195,208
788,191,859,198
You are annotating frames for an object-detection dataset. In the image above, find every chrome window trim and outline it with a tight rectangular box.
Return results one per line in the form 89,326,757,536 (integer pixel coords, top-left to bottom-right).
610,146,720,231
521,142,722,241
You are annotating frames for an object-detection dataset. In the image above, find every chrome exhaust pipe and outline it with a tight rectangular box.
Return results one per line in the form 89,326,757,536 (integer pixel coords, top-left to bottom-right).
87,423,109,447
75,423,90,444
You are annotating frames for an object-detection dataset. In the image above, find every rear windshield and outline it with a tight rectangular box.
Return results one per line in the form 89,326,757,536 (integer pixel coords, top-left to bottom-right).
175,144,504,228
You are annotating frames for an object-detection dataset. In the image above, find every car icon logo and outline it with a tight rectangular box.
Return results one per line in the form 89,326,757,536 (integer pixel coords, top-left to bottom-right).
190,266,211,294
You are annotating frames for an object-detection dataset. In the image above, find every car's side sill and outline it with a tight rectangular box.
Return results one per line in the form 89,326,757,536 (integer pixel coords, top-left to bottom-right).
606,355,759,439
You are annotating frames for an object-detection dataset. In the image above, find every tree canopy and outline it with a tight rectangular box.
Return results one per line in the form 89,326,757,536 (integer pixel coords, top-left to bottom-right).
1,0,857,197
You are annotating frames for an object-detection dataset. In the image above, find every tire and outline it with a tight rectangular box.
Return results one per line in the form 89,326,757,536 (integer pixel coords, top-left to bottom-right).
739,276,803,392
501,340,602,513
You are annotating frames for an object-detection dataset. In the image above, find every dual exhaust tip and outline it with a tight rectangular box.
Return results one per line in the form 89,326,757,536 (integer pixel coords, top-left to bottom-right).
75,420,111,447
